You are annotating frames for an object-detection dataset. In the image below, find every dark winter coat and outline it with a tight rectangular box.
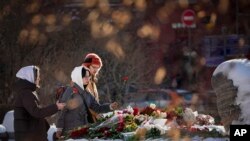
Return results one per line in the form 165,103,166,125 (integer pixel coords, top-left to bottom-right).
13,79,58,141
56,83,111,133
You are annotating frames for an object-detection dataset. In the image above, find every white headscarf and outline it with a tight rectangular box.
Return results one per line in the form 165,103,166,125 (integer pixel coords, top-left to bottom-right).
16,65,36,84
71,66,85,90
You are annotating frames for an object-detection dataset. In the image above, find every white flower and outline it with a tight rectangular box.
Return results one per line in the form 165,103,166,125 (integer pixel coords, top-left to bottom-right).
126,105,134,114
135,115,147,123
154,124,168,135
183,108,196,125
159,112,167,118
208,115,215,124
149,103,156,109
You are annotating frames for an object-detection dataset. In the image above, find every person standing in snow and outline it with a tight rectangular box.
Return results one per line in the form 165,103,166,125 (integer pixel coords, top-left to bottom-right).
82,53,103,122
56,66,118,138
13,65,65,141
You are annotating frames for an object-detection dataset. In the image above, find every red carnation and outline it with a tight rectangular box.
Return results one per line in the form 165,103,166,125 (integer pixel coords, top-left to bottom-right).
79,127,88,134
70,130,81,138
70,127,88,138
103,130,112,137
140,106,154,115
133,107,139,116
122,76,129,81
116,122,125,132
166,111,177,120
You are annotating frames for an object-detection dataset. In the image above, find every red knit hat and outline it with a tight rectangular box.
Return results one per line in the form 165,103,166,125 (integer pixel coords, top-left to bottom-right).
82,53,103,68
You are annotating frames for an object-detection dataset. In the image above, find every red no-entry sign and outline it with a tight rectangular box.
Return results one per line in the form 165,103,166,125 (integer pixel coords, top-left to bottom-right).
182,9,195,27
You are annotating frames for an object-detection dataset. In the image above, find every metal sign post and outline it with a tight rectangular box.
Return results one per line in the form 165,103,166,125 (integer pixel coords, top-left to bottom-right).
181,9,196,63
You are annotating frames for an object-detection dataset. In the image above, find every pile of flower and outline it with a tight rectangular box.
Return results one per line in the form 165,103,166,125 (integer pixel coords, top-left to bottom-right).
59,104,227,140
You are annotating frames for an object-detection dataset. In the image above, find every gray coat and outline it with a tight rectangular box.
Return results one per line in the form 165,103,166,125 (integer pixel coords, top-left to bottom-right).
56,83,111,133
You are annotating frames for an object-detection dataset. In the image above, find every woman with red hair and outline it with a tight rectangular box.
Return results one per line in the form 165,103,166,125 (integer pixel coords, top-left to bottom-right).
82,53,104,122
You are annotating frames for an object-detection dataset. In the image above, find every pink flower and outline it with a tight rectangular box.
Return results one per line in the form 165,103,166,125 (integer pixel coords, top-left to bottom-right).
118,115,124,123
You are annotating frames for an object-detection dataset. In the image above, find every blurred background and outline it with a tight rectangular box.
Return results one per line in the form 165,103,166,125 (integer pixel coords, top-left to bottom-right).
1,0,250,123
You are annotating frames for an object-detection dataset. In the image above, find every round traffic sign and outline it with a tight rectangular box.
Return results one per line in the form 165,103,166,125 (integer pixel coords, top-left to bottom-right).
182,9,195,26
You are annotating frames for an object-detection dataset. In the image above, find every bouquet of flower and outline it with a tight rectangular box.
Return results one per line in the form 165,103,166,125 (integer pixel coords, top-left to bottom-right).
60,104,226,140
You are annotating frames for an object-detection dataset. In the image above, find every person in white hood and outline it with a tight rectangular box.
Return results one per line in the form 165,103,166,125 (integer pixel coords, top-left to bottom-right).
56,66,119,138
13,65,65,141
